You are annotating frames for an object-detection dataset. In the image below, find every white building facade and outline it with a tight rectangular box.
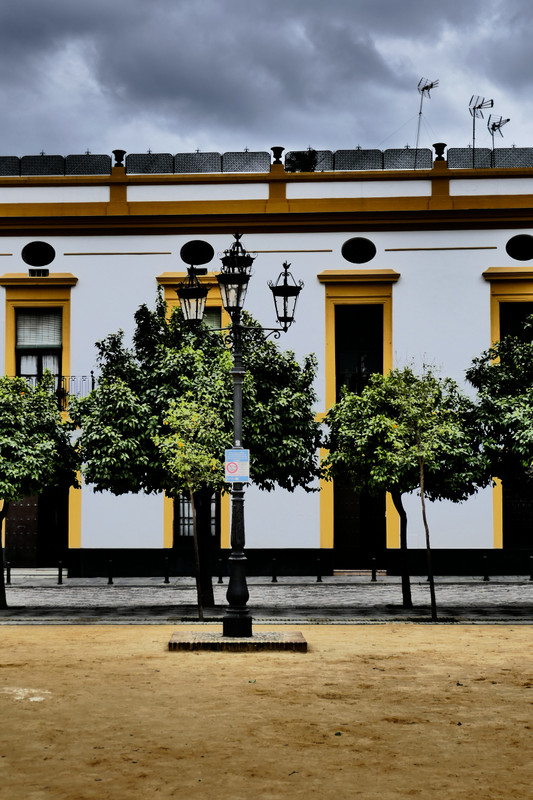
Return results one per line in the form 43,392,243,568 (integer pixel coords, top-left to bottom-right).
1,146,532,575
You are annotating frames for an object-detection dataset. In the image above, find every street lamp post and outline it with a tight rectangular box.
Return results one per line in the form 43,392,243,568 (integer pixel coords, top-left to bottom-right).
177,233,303,637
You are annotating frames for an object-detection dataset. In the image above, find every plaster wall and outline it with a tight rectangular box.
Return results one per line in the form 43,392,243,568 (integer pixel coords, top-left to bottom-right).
2,220,526,552
80,487,164,548
286,180,432,199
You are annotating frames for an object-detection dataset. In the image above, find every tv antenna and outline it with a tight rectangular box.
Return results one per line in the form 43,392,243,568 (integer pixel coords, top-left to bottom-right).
414,78,439,167
469,95,493,167
487,114,510,150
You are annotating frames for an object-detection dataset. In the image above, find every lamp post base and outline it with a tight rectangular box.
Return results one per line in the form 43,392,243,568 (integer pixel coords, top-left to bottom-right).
223,612,253,638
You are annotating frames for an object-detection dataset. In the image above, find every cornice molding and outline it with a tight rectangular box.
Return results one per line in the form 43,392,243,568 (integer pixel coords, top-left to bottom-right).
318,269,400,283
0,272,78,286
483,267,533,281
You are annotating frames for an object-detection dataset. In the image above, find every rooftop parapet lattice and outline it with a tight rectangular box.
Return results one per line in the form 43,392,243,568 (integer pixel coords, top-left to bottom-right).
0,156,20,176
222,151,270,173
491,148,533,168
334,149,384,170
65,154,112,175
285,150,334,172
447,148,492,169
174,152,222,173
21,155,65,176
383,148,432,170
125,153,174,174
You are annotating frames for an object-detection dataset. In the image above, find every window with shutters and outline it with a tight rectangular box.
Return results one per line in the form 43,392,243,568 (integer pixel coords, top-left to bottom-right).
16,309,62,384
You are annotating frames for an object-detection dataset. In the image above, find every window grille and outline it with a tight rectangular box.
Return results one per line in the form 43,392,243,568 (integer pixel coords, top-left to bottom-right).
176,493,218,537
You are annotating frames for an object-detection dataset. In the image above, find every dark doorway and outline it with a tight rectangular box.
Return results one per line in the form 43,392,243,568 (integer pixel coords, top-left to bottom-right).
499,301,533,549
4,488,69,567
333,304,386,568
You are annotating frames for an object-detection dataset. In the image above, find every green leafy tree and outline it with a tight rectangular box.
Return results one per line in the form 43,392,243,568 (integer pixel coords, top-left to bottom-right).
0,374,79,608
466,318,533,550
155,396,231,618
466,320,533,485
323,366,486,618
70,291,321,607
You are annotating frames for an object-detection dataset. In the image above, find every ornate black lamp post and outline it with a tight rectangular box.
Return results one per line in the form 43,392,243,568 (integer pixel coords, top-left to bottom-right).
177,233,303,637
175,265,209,322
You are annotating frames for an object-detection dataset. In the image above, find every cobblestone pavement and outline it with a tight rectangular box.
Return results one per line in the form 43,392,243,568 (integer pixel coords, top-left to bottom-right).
1,570,532,624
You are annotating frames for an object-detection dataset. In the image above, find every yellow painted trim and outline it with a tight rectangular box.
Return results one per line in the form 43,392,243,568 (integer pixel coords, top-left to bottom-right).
0,164,530,226
318,269,400,284
493,478,503,549
220,493,231,549
68,480,82,548
319,449,334,549
483,271,533,548
4,294,72,378
0,501,5,548
386,493,400,548
163,495,174,549
2,276,76,378
0,273,78,286
483,266,533,281
64,251,172,257
321,273,398,551
389,246,496,252
322,279,395,409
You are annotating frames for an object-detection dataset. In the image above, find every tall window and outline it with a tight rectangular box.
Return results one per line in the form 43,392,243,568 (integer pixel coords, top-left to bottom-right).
499,300,533,550
16,309,62,384
318,269,399,566
483,266,533,548
335,305,383,398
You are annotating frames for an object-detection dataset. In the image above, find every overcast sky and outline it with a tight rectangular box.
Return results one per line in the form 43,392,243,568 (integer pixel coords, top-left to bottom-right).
0,0,532,159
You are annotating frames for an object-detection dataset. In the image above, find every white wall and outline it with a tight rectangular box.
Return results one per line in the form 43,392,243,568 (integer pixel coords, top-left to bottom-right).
244,483,321,549
4,222,527,552
81,487,164,548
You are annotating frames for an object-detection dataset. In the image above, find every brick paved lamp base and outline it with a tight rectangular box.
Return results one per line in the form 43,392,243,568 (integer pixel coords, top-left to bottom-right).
168,631,307,652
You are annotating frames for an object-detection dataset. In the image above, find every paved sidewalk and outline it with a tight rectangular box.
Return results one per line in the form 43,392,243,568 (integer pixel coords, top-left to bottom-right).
1,570,532,624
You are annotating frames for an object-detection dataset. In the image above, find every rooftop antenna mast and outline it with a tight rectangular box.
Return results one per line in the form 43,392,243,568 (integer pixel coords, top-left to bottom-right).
469,95,493,168
415,78,439,168
487,114,510,153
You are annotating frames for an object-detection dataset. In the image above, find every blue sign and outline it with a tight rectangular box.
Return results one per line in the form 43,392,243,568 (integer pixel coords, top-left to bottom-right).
225,449,250,482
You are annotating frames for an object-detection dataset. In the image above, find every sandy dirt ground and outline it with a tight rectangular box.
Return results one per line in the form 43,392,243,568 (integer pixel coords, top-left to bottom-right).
0,623,532,799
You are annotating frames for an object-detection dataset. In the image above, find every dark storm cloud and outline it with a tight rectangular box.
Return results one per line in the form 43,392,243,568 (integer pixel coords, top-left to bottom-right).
0,0,531,155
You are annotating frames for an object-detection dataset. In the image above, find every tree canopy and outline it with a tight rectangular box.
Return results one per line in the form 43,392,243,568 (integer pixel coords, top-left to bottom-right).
466,320,533,484
324,366,485,502
0,374,79,608
70,291,321,496
323,365,487,613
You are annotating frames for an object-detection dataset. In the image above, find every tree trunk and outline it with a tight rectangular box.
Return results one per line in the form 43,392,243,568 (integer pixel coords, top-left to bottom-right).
0,501,10,609
390,491,413,609
193,486,216,608
419,460,438,621
189,489,204,621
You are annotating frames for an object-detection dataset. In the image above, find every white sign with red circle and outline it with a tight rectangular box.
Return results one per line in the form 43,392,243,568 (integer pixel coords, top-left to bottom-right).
225,449,250,482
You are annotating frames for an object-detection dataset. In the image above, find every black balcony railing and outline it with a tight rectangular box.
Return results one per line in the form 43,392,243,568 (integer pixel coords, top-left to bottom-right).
15,374,95,410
